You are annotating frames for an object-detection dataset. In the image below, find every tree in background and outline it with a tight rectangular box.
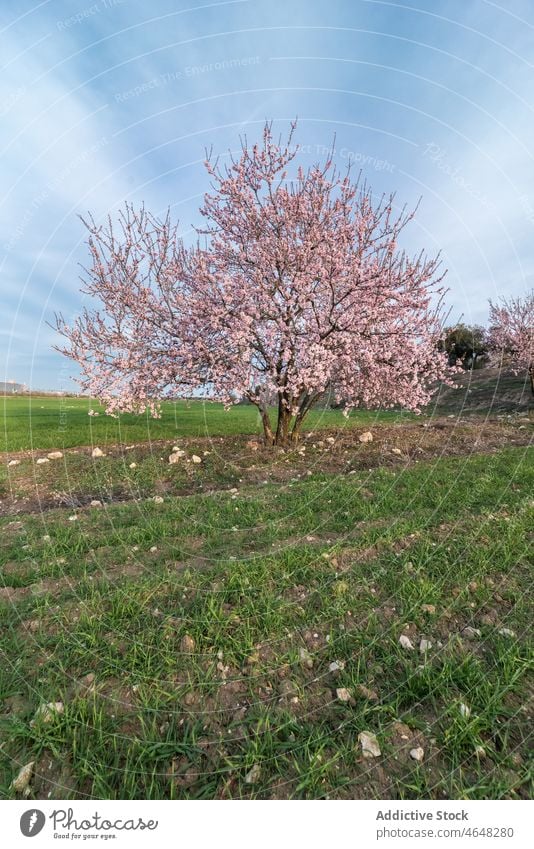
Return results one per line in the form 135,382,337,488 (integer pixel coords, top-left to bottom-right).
440,323,489,370
488,291,534,396
55,122,456,445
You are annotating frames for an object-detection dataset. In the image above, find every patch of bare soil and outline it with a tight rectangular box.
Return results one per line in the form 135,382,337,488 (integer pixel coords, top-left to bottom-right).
29,753,79,800
1,417,531,518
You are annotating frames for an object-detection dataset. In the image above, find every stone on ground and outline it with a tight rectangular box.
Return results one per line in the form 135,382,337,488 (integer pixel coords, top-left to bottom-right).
336,687,352,702
245,764,261,784
10,761,34,793
31,701,64,726
180,634,196,653
355,684,378,701
358,731,381,758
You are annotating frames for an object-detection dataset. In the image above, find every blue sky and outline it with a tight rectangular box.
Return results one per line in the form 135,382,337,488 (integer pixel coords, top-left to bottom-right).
1,0,534,390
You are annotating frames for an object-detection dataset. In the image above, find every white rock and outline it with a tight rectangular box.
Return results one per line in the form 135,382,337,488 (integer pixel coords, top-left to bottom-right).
459,702,471,718
191,455,202,464
129,462,137,469
168,453,182,464
358,731,381,758
391,447,402,455
462,626,481,639
419,639,432,653
245,764,261,784
410,747,425,762
399,634,414,650
329,660,345,673
358,431,373,443
47,451,63,460
68,515,78,522
90,500,102,507
150,546,157,553
336,687,352,702
152,496,164,504
91,447,105,458
326,436,335,444
31,701,64,726
498,628,516,637
36,458,50,465
10,761,34,793
8,459,21,466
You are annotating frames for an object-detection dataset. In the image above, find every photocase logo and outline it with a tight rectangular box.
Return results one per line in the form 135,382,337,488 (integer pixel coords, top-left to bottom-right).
20,809,46,837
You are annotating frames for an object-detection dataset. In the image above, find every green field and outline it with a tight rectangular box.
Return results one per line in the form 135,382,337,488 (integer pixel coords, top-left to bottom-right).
0,396,532,799
1,395,409,453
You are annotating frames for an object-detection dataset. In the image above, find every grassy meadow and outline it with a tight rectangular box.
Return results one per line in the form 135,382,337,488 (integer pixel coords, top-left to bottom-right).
0,394,532,799
1,395,407,453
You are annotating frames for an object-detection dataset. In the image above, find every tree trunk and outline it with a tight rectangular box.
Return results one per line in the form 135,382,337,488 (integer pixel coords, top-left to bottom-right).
260,408,274,445
275,405,292,445
291,409,307,442
290,419,303,442
529,363,534,397
290,392,318,443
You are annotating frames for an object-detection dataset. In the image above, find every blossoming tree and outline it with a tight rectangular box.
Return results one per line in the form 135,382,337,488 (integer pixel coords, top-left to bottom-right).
488,291,534,396
55,122,455,444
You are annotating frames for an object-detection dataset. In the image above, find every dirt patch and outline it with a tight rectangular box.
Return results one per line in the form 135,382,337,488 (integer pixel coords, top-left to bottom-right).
0,585,31,603
1,418,532,518
30,752,79,799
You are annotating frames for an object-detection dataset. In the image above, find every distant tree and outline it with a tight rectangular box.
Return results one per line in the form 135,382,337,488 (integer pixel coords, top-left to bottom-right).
440,324,489,370
55,122,456,445
488,291,534,395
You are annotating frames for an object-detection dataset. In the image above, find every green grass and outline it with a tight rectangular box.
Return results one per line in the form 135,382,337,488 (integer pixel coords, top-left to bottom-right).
1,395,411,452
1,445,532,800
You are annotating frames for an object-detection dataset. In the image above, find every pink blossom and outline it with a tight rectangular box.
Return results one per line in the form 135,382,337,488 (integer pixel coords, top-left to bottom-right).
488,292,533,395
55,122,457,444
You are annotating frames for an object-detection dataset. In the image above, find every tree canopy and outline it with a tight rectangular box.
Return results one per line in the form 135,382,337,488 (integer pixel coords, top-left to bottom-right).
440,324,489,370
488,291,534,395
56,122,456,444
